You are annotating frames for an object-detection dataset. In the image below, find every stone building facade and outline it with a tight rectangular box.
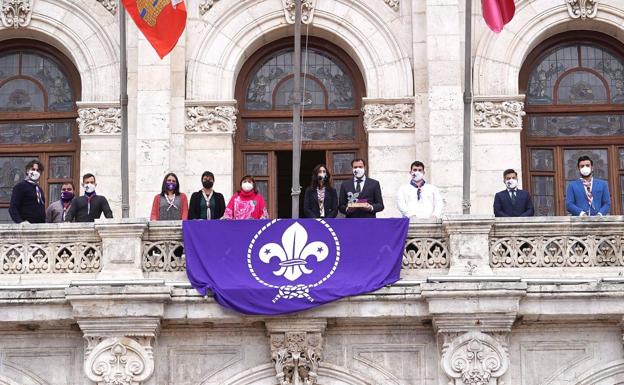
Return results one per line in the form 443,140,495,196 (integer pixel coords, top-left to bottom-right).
2,0,624,385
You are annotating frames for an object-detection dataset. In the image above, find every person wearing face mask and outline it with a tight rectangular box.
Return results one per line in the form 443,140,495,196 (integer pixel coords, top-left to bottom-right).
188,171,226,220
65,173,113,222
223,175,269,220
397,161,444,219
46,182,75,223
9,159,46,223
303,164,338,218
493,169,534,217
150,172,189,220
338,158,384,218
566,155,611,216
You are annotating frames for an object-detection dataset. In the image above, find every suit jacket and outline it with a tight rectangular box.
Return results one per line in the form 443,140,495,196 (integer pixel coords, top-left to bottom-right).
338,177,384,218
493,189,534,217
303,186,338,218
188,190,226,220
566,178,610,216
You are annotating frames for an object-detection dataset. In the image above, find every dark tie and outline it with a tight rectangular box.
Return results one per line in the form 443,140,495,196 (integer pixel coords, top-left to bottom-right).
355,178,362,193
510,190,517,205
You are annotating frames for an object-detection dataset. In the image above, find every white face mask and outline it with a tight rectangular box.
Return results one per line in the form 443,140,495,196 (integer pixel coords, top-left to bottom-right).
318,172,327,180
27,170,40,181
505,178,518,189
353,168,365,178
84,183,96,194
411,171,424,182
241,182,254,192
580,166,592,177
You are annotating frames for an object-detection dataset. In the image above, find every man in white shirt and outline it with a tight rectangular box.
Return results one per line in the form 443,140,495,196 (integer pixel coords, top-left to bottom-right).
397,161,443,219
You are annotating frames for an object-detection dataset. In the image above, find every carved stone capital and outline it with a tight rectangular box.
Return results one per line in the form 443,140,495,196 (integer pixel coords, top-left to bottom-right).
96,0,117,15
283,0,315,24
362,99,415,132
266,319,326,385
473,96,525,131
199,0,219,15
1,0,32,29
384,0,400,11
84,337,154,385
440,331,509,385
566,0,598,20
77,102,121,135
185,101,238,134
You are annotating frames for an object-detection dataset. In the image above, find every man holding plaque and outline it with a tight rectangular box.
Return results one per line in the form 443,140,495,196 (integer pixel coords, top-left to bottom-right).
338,158,384,218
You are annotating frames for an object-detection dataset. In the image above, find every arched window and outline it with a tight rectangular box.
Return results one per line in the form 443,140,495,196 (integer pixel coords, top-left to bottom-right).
521,33,624,215
235,37,366,218
0,41,80,222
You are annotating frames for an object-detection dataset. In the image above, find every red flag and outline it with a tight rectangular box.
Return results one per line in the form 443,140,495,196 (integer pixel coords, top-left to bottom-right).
121,0,186,58
482,0,515,33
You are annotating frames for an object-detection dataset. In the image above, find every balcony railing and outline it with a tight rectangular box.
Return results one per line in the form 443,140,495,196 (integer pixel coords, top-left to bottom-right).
1,216,623,285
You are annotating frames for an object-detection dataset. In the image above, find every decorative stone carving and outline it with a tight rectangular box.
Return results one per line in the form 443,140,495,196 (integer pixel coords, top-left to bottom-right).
271,331,322,385
185,105,238,134
473,100,525,129
142,240,185,272
362,103,415,131
77,105,122,135
566,0,598,20
199,0,219,15
1,0,32,29
84,337,155,385
96,0,117,15
1,241,102,274
384,0,400,11
403,238,449,269
282,0,315,24
441,331,509,385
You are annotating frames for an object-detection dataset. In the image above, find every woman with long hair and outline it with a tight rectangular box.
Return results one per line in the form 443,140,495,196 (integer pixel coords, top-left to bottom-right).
150,172,189,220
222,175,269,220
303,164,338,218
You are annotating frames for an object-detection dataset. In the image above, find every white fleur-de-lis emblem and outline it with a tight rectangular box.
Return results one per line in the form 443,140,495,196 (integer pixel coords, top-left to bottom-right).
259,222,329,281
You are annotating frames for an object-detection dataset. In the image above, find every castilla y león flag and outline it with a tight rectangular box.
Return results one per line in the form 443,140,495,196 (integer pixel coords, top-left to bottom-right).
482,0,515,33
121,0,186,58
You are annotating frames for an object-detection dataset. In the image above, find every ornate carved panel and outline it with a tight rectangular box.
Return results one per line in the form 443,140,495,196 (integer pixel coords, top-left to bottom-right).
0,0,32,29
282,0,315,24
1,241,102,274
199,0,219,15
362,102,415,131
77,104,122,135
566,0,598,20
384,0,399,11
96,0,117,15
270,331,323,385
84,337,155,385
474,99,525,129
142,240,185,272
403,237,449,269
185,103,238,134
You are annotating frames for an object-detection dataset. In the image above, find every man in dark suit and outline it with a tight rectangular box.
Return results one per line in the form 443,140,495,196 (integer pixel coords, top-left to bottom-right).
338,158,384,218
493,168,534,217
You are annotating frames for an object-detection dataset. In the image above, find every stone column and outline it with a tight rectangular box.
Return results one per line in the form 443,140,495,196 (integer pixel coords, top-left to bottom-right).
77,102,122,217
472,96,526,214
265,319,327,385
363,98,416,217
444,215,494,276
184,100,238,199
94,219,147,279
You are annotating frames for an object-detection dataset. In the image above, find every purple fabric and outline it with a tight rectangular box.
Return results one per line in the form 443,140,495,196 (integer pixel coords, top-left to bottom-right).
183,218,409,315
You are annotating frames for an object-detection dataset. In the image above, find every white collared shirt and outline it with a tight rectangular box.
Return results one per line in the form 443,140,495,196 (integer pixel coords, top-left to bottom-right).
397,181,443,219
353,175,366,192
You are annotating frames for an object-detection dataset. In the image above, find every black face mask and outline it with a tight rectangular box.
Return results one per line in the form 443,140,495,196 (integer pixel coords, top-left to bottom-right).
202,180,214,189
317,174,326,181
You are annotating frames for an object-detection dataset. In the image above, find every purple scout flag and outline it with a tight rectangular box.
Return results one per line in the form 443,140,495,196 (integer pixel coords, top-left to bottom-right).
182,218,409,315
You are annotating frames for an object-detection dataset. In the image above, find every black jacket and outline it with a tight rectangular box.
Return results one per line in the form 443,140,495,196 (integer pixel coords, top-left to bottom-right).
338,177,384,218
9,180,45,223
188,190,226,220
303,186,338,218
65,194,113,222
493,189,534,217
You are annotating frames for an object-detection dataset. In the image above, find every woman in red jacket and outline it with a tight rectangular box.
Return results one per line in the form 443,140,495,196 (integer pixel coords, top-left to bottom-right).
150,173,189,220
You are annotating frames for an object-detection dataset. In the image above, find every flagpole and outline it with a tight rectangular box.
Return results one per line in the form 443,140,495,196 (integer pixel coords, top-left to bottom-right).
120,2,130,218
291,0,302,218
462,0,473,214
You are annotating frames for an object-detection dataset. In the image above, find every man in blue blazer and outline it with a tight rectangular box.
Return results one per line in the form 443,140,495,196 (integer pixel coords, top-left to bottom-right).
566,155,610,216
493,169,534,217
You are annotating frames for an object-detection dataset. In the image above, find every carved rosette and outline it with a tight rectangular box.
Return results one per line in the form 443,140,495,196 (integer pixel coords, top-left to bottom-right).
199,0,219,15
84,337,154,385
96,0,117,15
441,331,509,385
77,105,122,135
363,103,416,131
384,0,400,11
270,331,322,385
473,100,525,129
566,0,598,20
283,0,315,24
1,0,32,29
185,104,238,134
